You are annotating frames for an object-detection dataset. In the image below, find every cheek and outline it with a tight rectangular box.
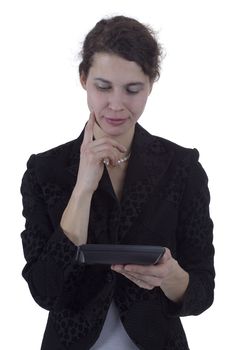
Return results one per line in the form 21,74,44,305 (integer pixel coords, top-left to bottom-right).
87,91,106,114
86,93,94,112
131,94,149,116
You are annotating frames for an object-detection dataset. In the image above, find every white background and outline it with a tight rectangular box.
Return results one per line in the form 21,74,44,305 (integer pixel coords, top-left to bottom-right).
1,0,232,348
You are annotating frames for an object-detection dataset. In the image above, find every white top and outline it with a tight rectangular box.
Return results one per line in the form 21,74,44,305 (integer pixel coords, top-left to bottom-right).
90,301,139,349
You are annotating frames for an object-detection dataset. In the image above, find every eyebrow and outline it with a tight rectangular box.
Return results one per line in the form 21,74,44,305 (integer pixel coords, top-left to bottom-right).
94,78,145,87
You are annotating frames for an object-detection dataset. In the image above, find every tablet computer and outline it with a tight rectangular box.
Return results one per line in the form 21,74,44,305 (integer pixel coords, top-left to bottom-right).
75,244,165,265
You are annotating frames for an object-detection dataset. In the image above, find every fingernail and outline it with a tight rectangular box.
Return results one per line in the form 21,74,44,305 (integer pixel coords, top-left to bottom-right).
111,265,122,272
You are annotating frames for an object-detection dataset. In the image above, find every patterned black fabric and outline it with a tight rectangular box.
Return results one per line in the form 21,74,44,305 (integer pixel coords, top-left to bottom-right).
20,123,215,350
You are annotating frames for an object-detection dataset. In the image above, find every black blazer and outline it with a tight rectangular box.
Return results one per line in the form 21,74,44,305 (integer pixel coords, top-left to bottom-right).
21,124,215,350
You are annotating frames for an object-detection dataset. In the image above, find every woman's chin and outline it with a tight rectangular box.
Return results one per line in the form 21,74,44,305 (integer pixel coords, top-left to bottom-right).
100,125,128,138
100,118,133,136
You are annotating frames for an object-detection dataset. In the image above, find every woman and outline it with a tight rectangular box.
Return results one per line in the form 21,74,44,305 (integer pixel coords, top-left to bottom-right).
21,16,215,349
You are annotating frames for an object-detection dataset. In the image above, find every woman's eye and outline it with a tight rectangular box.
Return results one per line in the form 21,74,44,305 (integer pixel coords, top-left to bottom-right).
127,88,140,94
126,85,142,94
96,85,111,91
95,84,140,94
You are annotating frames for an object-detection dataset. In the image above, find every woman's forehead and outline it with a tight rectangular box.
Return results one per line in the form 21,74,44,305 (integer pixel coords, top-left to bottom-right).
88,53,149,84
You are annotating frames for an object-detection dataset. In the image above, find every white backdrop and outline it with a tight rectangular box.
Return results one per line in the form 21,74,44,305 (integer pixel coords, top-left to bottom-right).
1,0,232,348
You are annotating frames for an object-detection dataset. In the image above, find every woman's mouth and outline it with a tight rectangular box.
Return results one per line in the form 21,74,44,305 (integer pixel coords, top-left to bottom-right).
104,117,127,126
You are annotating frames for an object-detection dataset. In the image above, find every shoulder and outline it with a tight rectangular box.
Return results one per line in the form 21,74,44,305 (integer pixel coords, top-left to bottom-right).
156,134,199,159
155,135,209,185
135,124,208,188
24,139,75,175
36,137,81,162
23,129,85,185
159,136,209,189
136,123,199,163
26,130,84,170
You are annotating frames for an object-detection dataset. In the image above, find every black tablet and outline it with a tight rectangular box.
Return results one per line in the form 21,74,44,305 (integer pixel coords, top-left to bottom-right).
75,244,165,265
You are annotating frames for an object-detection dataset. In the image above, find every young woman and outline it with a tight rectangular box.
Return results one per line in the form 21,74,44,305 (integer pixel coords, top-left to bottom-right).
21,16,215,349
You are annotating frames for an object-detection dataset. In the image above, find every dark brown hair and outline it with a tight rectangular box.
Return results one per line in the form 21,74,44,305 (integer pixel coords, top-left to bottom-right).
79,16,163,82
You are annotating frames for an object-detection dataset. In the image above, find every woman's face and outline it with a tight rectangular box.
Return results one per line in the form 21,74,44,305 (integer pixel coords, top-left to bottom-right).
80,53,153,137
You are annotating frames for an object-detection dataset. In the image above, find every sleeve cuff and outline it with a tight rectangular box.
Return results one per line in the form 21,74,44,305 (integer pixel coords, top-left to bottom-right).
40,225,78,268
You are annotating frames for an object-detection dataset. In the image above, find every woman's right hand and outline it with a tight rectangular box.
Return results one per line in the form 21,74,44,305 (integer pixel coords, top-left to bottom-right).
60,113,127,245
75,113,127,195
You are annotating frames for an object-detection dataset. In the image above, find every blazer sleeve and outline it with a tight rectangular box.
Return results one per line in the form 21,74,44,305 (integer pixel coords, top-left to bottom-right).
164,152,215,317
20,154,85,311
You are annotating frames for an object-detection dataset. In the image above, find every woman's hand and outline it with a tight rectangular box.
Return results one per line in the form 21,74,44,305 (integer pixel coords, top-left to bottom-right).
60,113,127,245
111,248,189,303
75,113,127,194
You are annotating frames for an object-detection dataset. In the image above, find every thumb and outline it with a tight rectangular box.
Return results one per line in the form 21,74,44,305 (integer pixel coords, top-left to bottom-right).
160,247,172,263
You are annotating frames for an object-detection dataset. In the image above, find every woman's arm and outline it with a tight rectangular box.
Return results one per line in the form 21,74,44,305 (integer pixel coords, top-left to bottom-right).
21,114,128,311
21,153,83,311
60,188,92,246
60,113,127,245
112,158,215,315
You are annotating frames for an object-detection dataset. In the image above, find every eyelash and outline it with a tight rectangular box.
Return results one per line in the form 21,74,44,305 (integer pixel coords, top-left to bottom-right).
96,86,139,95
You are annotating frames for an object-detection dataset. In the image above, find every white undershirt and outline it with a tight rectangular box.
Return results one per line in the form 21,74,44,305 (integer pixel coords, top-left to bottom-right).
90,301,138,349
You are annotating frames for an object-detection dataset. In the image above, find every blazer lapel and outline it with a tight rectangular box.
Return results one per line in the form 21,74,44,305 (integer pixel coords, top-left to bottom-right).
118,123,173,241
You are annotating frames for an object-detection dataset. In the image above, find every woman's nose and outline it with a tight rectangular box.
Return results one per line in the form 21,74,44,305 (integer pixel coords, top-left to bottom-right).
108,90,125,111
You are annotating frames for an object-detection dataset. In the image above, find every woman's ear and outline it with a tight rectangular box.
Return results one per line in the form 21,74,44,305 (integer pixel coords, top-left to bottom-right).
80,72,87,90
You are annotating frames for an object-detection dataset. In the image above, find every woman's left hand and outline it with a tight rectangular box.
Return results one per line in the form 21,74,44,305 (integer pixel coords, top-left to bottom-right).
111,248,189,303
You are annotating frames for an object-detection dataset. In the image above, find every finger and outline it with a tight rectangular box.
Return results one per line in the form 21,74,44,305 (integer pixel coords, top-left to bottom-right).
88,143,126,166
123,270,161,287
123,264,159,276
112,265,156,280
96,150,120,167
82,112,95,145
160,247,171,263
88,140,126,154
90,137,127,153
111,264,164,288
117,270,156,290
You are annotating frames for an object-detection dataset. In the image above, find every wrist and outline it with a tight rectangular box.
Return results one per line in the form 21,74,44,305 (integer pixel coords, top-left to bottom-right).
160,259,189,303
72,184,94,200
